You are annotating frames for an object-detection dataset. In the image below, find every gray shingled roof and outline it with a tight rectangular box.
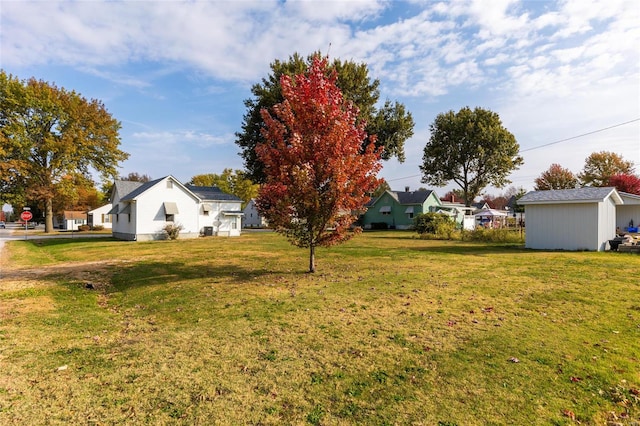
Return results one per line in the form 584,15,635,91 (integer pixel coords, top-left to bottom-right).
120,177,165,201
396,190,435,205
112,179,145,202
518,187,620,204
186,185,242,202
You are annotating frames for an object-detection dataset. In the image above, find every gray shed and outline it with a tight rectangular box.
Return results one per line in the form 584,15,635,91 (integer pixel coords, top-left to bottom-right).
518,187,623,251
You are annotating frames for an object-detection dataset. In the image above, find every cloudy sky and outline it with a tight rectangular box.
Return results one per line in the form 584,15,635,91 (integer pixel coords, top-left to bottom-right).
1,0,639,195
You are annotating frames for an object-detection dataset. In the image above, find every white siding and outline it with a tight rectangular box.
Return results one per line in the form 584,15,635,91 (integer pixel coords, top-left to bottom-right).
597,197,618,250
199,200,242,237
134,179,200,240
88,204,113,229
525,203,600,250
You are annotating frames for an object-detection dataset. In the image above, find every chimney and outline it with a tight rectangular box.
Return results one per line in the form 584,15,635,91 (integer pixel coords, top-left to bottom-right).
451,194,455,202
405,186,410,192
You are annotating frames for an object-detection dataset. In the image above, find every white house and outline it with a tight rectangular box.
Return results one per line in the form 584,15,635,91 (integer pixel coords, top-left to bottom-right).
59,210,88,231
108,176,243,241
518,187,625,251
242,199,267,228
88,203,113,229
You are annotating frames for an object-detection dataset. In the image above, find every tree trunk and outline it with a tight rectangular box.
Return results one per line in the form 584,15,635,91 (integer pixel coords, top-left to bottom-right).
44,197,54,233
308,244,316,273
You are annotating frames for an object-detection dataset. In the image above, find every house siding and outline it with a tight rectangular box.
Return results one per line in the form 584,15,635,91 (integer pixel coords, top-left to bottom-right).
362,190,442,230
134,179,200,240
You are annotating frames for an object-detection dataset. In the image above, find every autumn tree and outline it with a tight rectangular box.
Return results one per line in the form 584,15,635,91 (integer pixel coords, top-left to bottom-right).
236,52,413,183
534,163,578,190
578,151,634,187
420,107,523,206
123,172,152,182
189,169,258,208
608,173,640,195
0,71,128,232
256,57,382,273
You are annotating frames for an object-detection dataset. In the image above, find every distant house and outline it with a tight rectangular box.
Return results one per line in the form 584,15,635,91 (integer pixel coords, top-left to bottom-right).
517,187,630,251
243,199,267,228
361,188,442,230
87,204,113,229
108,176,243,241
59,210,87,231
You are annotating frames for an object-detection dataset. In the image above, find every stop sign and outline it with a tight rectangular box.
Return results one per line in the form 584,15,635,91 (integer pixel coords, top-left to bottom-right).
20,211,33,221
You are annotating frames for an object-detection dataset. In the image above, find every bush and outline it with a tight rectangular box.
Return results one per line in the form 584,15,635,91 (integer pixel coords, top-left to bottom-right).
77,225,90,232
92,225,104,231
163,223,184,240
414,213,456,239
462,227,524,243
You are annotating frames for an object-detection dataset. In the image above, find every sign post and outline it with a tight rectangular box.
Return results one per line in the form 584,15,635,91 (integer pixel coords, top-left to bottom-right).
21,209,33,239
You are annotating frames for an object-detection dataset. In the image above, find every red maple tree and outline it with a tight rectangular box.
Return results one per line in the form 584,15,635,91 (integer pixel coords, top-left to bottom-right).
608,173,640,195
256,56,382,273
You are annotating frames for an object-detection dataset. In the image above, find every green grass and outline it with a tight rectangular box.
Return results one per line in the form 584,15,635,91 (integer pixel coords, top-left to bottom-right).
0,232,638,425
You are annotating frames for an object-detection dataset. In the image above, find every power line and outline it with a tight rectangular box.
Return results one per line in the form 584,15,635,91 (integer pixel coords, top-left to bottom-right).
519,118,640,153
385,118,640,183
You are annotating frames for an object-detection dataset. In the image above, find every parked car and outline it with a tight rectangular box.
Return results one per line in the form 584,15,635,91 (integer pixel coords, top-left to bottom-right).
0,221,5,228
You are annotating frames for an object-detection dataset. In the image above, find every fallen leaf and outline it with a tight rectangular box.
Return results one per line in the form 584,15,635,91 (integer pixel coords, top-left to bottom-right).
562,409,575,420
57,365,68,371
509,357,520,363
570,376,582,382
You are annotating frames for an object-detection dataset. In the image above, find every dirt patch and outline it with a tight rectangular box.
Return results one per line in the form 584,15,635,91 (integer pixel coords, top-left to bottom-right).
1,258,131,292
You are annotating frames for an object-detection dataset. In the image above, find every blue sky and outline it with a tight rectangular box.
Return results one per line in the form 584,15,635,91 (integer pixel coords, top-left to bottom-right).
1,0,639,196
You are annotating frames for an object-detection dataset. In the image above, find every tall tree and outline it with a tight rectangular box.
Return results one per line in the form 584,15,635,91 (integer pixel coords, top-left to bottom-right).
189,169,258,208
420,106,523,207
578,151,634,187
608,173,640,195
123,172,152,182
0,71,128,232
256,57,382,273
534,163,578,190
236,52,413,183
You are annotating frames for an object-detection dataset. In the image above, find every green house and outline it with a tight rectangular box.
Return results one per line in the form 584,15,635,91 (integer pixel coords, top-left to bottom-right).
362,188,442,230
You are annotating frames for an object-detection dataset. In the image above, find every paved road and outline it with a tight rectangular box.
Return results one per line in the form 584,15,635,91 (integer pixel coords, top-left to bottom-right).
0,224,111,255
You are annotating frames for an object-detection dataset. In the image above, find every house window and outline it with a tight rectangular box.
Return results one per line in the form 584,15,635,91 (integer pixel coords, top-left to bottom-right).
166,214,175,222
102,214,111,223
167,180,173,189
74,219,84,224
407,212,414,219
382,211,391,216
232,219,237,230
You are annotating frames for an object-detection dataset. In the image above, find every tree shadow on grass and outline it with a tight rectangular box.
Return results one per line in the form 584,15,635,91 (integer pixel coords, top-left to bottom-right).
7,238,306,293
106,260,275,293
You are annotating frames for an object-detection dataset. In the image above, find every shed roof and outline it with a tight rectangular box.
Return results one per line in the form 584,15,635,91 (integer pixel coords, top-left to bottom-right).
518,187,623,205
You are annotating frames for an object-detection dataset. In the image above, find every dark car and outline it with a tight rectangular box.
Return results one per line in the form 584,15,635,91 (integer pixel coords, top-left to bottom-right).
0,221,5,228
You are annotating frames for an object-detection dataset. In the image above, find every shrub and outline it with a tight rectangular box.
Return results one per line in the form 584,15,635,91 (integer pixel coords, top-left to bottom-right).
163,223,184,240
92,225,104,231
462,227,524,243
414,213,456,239
77,225,90,232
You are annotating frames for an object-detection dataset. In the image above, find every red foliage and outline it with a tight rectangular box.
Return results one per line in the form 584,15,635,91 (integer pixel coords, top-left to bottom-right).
608,173,640,195
256,56,382,271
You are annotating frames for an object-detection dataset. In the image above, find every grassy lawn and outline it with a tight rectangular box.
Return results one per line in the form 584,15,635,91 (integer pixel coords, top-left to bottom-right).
0,231,638,425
